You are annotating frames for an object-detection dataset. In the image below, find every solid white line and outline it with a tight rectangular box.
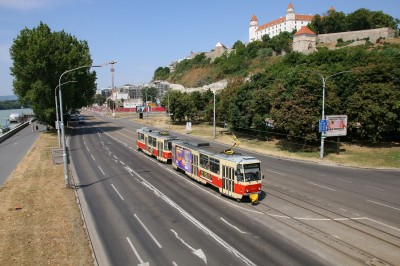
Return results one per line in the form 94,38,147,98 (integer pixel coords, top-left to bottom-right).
337,178,352,183
220,218,249,234
170,229,195,251
172,262,178,266
98,166,105,175
307,182,336,191
134,214,162,248
366,186,384,191
86,146,90,152
91,155,95,161
367,200,400,211
111,184,124,200
265,168,286,176
366,218,400,232
84,141,86,145
353,213,360,216
126,237,145,264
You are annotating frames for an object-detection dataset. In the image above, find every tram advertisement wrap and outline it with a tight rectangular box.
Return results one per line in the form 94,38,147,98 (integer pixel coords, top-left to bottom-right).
175,146,192,173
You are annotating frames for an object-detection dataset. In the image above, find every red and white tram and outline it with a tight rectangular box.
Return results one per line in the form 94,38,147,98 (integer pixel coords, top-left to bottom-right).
137,127,178,163
172,140,263,202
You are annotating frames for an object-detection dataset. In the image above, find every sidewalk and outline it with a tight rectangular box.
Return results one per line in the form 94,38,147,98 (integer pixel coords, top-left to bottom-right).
0,121,45,188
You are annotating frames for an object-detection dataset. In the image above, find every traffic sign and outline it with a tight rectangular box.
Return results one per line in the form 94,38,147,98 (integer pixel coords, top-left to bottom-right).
167,113,173,116
319,119,328,132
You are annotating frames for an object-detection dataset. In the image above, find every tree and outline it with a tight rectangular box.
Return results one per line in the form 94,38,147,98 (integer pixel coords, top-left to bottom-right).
141,87,157,103
10,22,97,125
346,8,372,31
309,14,324,34
95,94,105,106
323,10,347,33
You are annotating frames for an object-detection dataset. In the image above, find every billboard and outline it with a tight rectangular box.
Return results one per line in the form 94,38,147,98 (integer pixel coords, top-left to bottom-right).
326,115,347,137
175,146,192,173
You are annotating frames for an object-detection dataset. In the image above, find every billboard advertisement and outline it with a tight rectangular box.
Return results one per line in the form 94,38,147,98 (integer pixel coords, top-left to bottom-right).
175,146,192,173
326,115,347,137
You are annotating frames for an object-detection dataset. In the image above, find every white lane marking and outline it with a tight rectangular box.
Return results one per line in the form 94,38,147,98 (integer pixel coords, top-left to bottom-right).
83,136,84,140
366,218,400,232
265,168,286,176
113,155,118,159
111,184,124,200
98,166,105,175
126,237,149,265
124,166,256,266
340,208,347,212
367,200,400,211
353,213,360,216
307,182,336,191
312,172,325,176
91,155,95,161
337,178,352,183
123,129,134,133
86,146,90,152
112,159,118,163
366,186,384,191
84,141,86,145
170,229,207,265
134,214,162,248
328,204,333,206
172,262,178,266
120,161,125,165
220,218,249,234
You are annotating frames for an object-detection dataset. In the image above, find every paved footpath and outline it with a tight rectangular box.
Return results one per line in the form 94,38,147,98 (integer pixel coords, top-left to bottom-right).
0,121,46,188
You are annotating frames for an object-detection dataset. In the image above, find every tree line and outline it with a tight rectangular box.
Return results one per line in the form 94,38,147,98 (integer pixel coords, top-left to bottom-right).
161,43,400,142
309,8,399,35
0,100,31,110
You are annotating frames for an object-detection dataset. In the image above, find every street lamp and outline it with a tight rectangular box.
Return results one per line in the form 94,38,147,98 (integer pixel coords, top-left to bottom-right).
305,70,352,160
55,81,78,148
59,61,114,188
213,84,216,140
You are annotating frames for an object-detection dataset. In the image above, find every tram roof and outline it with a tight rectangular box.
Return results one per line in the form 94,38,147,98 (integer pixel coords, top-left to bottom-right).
137,127,178,140
174,140,260,164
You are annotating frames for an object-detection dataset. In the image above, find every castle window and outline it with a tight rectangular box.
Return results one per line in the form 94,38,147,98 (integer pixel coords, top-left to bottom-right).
302,21,303,24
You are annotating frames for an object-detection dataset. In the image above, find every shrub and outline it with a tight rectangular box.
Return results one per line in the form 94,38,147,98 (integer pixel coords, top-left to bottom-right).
383,42,390,46
337,38,344,43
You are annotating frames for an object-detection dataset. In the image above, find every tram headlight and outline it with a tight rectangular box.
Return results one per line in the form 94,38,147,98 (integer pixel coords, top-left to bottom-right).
258,187,261,191
246,189,249,193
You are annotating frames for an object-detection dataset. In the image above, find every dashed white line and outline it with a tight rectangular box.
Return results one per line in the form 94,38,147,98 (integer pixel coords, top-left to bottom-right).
98,166,105,175
307,182,336,191
367,200,400,211
337,178,352,183
340,208,347,212
265,168,286,176
91,155,95,161
134,214,162,248
353,213,360,216
86,146,90,152
312,172,326,176
172,262,178,266
111,184,124,200
120,161,125,165
366,186,384,191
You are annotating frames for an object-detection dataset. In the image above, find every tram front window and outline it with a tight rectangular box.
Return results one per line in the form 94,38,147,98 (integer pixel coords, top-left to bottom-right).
164,140,172,151
239,163,261,182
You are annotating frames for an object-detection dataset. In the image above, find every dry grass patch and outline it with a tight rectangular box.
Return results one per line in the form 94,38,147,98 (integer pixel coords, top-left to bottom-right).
0,130,93,266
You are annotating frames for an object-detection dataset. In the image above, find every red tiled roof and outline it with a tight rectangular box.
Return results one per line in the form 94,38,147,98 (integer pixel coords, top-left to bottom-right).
256,14,314,32
251,15,258,21
330,6,335,11
288,3,293,9
294,26,316,36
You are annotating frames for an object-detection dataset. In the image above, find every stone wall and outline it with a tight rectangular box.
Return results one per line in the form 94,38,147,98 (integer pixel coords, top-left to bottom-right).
317,28,396,44
293,34,317,53
190,47,235,62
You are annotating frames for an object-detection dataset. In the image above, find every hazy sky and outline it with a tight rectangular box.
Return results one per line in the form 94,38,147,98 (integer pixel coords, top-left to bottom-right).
0,0,399,96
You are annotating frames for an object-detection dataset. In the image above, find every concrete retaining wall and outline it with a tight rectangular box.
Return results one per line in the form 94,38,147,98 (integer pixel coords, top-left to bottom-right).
318,28,396,44
0,121,30,144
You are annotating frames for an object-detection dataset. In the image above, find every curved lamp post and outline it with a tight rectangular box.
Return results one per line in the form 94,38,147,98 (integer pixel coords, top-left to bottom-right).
55,81,78,147
59,61,115,188
305,70,352,160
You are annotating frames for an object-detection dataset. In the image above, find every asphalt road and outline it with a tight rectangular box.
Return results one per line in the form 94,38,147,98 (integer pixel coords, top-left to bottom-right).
0,121,44,188
69,111,400,265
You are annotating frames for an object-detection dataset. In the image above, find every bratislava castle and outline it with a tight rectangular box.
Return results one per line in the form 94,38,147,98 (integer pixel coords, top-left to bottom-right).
250,3,323,42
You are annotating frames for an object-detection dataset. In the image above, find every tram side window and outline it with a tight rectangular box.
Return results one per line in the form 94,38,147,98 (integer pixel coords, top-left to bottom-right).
200,154,208,169
149,136,153,146
138,133,144,141
237,164,244,182
210,157,220,174
152,137,157,147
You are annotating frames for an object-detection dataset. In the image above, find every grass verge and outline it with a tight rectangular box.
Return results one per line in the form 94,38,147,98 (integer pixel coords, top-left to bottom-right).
0,129,93,265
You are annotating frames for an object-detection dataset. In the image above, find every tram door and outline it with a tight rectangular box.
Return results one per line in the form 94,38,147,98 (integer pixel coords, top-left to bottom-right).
145,136,148,152
222,166,234,195
158,141,163,159
192,155,198,177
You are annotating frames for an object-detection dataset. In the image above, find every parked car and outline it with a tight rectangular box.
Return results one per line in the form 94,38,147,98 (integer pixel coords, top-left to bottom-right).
78,118,85,124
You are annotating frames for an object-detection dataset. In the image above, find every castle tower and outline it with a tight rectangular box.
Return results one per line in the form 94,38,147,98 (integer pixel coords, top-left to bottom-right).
249,15,258,42
286,3,295,20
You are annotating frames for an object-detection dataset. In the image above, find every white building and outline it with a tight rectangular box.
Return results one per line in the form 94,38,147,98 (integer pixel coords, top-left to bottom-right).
250,3,322,42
